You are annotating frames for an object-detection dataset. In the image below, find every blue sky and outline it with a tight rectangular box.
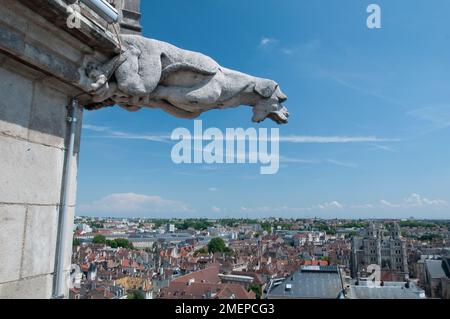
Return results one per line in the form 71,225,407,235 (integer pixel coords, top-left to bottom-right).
77,0,450,219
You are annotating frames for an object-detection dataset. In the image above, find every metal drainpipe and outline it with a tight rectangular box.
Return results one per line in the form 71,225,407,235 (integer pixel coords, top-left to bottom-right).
53,98,80,299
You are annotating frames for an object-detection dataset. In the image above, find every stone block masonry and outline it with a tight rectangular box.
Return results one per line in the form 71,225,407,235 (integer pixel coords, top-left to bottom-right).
0,58,79,298
0,0,130,298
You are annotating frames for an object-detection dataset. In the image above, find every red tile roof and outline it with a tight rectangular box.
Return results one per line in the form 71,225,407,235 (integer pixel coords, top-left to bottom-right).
159,282,255,299
171,264,220,285
304,260,329,266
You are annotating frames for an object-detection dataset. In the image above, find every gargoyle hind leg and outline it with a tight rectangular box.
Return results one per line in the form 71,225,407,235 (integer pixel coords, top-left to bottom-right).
115,46,162,101
157,100,202,120
152,77,222,109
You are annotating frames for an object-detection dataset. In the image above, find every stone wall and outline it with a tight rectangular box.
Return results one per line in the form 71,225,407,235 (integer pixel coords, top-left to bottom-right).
0,0,128,298
0,53,81,299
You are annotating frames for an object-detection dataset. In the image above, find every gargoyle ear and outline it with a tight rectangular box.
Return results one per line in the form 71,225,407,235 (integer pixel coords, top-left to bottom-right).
254,80,278,98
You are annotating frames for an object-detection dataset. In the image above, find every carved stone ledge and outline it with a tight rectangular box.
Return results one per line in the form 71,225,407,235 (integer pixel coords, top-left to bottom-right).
17,0,120,56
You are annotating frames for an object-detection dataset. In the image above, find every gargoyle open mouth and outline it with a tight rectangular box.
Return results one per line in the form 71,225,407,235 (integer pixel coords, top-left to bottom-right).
267,106,290,125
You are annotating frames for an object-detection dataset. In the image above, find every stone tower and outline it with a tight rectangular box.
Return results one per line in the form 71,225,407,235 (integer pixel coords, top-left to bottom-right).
351,222,409,281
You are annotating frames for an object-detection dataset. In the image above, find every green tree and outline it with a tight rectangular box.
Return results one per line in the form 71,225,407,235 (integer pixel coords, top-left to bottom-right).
92,234,106,244
248,284,262,299
176,219,214,231
208,237,233,254
115,238,134,249
127,290,145,299
419,234,442,241
107,238,134,249
194,247,208,256
208,237,227,253
261,223,272,234
399,221,436,228
73,238,81,247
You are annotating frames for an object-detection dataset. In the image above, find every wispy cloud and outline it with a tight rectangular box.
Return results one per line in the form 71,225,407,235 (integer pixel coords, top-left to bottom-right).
212,206,221,213
84,124,399,145
259,37,278,47
350,204,374,209
259,37,321,58
240,200,345,214
79,193,195,216
369,144,397,153
408,106,450,127
408,105,450,137
281,156,357,168
280,135,401,144
320,71,407,109
324,159,358,168
82,124,110,132
83,124,170,143
281,39,321,57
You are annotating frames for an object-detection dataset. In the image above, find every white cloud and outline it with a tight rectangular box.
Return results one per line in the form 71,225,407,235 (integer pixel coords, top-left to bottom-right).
238,194,447,216
405,193,447,207
380,193,447,209
281,48,294,55
379,199,398,208
314,201,345,210
260,37,277,47
212,206,221,213
209,187,219,192
79,193,194,216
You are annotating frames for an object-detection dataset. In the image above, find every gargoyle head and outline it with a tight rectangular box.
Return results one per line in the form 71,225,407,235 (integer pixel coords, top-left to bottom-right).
252,79,289,125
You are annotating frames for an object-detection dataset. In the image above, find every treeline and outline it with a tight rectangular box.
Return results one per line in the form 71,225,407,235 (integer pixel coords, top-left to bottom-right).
399,221,437,228
340,221,368,229
175,219,214,231
148,219,214,230
194,238,233,256
92,235,134,249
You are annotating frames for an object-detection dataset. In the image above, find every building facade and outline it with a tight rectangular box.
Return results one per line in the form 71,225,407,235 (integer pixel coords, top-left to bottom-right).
351,222,409,281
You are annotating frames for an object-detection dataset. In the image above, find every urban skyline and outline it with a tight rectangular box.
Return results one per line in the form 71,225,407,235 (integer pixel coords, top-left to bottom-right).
71,216,450,299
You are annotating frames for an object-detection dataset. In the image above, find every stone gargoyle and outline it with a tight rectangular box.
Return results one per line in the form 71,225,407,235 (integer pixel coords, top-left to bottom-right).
86,35,289,124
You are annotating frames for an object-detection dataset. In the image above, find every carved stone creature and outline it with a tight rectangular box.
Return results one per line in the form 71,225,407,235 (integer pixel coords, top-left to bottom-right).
87,35,290,124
